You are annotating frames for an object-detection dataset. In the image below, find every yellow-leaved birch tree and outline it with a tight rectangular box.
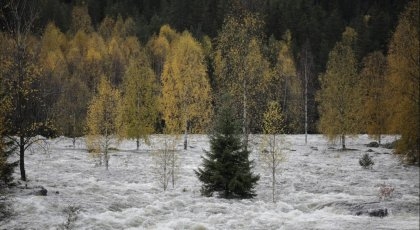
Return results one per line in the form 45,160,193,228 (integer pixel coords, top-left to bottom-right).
161,31,212,149
118,56,159,150
317,27,362,149
385,0,419,164
261,101,286,203
86,77,121,170
214,12,267,148
359,51,388,144
275,31,303,133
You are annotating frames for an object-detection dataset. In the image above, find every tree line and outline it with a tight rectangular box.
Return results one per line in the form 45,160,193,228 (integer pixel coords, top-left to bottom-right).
0,0,418,184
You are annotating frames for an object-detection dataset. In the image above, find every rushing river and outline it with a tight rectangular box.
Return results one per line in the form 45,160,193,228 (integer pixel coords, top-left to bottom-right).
1,135,418,229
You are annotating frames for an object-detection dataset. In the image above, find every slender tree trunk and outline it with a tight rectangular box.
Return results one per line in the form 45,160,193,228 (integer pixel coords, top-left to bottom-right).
272,134,276,203
341,134,346,150
136,94,141,151
304,60,308,145
19,136,26,181
105,152,109,170
171,150,175,188
163,157,167,191
378,134,381,145
105,128,109,170
163,141,168,191
72,137,76,148
243,80,248,150
104,145,109,170
184,122,188,150
18,45,26,181
283,77,288,123
72,113,76,148
272,165,276,203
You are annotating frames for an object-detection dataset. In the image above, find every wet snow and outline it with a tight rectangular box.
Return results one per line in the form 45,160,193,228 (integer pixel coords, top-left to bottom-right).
1,134,418,229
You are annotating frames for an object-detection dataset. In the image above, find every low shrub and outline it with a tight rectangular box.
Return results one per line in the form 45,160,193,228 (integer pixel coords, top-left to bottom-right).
378,184,395,200
359,153,374,169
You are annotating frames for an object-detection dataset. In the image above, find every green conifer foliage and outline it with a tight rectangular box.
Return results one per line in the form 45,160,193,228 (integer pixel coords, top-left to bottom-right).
195,96,259,198
359,153,374,169
0,115,17,186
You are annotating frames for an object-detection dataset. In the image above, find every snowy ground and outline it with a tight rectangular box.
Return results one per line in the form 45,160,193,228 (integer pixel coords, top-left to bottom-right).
1,135,419,230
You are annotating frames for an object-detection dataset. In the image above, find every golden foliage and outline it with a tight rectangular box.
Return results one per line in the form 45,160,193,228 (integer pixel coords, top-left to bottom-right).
70,5,93,34
276,30,296,78
86,76,121,159
359,51,387,142
40,23,67,72
160,31,212,134
386,1,419,162
147,35,171,80
53,77,90,137
260,100,286,203
317,27,362,142
118,57,158,144
274,30,303,132
263,101,285,135
214,12,269,133
159,24,179,44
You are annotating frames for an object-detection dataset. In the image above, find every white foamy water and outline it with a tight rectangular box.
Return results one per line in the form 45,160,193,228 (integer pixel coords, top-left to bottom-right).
1,134,418,229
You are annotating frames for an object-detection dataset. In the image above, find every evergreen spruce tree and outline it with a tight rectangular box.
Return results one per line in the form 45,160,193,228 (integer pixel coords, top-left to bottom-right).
195,96,259,198
0,140,17,186
0,115,17,186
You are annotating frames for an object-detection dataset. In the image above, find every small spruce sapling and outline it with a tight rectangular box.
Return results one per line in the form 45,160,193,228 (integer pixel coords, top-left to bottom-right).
359,153,374,169
195,95,259,198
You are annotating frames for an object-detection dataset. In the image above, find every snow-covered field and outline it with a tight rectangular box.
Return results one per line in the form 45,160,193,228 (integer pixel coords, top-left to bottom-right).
1,135,419,230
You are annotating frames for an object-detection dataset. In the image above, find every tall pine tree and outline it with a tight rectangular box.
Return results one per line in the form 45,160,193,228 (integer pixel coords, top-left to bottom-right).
195,95,259,199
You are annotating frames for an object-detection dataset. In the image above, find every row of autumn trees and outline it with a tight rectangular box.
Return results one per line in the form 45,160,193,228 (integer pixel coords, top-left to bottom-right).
318,0,419,162
0,1,419,183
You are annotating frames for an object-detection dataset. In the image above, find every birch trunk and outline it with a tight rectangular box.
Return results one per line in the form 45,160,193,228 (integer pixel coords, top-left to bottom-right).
243,79,248,150
304,57,308,145
341,134,346,150
184,123,188,150
272,135,276,203
19,136,26,181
